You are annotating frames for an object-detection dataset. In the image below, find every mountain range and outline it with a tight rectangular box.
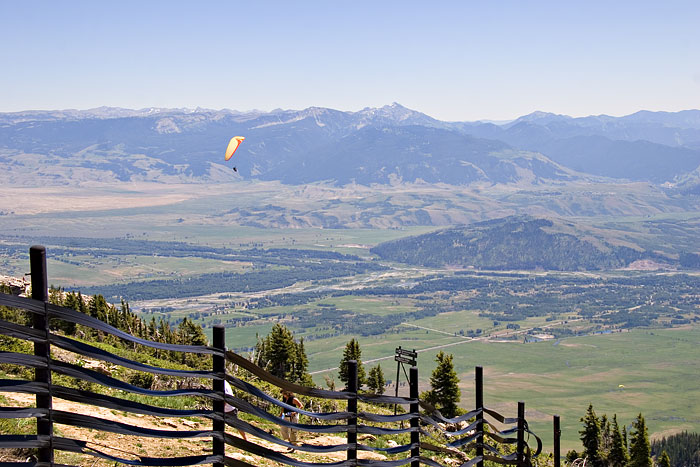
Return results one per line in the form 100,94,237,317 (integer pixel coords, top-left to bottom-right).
2,104,700,187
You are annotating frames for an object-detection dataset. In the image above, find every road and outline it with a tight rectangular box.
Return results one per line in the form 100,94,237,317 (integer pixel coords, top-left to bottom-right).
309,317,580,375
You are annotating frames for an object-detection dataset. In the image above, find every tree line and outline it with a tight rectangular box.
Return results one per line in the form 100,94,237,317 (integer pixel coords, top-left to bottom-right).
78,259,385,301
651,432,700,467
0,285,210,371
570,404,692,467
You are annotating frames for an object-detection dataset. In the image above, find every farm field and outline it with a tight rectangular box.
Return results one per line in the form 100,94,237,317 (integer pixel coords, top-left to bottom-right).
296,324,700,452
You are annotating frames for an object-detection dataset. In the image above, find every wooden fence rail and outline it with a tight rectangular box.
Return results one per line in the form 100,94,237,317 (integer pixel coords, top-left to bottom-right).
0,246,551,467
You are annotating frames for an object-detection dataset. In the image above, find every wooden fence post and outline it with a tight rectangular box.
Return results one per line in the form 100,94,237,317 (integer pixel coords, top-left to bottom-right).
553,415,561,467
213,325,226,467
410,366,419,467
30,245,53,464
347,360,357,464
517,401,526,467
476,366,483,467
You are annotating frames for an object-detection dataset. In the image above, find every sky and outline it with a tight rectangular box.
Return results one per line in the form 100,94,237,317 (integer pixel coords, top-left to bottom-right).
1,0,699,121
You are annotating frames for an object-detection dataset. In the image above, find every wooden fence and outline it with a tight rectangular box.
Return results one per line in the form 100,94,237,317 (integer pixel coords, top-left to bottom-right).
0,246,552,467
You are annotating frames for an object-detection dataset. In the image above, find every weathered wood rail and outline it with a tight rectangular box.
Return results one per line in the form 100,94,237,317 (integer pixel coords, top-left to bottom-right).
0,246,553,467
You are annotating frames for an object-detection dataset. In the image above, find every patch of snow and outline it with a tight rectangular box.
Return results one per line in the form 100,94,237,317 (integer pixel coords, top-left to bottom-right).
155,118,181,134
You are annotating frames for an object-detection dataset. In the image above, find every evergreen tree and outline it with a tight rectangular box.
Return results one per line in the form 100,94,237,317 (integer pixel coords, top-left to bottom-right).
54,291,79,334
77,292,87,314
178,317,208,346
629,413,652,467
293,337,313,386
48,286,63,306
338,338,367,390
367,364,386,394
253,324,312,384
601,414,612,463
120,298,131,334
257,323,296,379
422,351,461,418
90,294,109,323
580,404,604,467
63,291,78,311
609,414,629,467
148,317,158,341
658,451,671,467
158,319,173,344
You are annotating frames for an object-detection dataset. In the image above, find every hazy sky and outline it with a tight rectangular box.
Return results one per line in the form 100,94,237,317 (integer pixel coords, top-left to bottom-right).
2,0,699,121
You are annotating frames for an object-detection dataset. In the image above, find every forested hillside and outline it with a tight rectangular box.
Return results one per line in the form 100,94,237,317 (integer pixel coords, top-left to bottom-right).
371,216,656,270
0,283,210,372
651,432,700,467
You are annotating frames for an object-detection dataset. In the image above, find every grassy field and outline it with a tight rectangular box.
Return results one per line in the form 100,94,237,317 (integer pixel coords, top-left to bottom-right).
297,323,700,452
46,254,255,287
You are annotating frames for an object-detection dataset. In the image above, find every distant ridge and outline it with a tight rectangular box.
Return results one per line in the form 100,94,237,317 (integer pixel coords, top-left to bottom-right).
370,216,661,271
1,105,699,187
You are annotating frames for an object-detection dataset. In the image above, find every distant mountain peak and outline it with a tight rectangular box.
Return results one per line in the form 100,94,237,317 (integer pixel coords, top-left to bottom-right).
354,102,443,127
515,111,572,124
383,102,409,111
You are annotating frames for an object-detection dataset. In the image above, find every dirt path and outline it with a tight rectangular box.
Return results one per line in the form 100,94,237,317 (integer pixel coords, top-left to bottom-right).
2,393,386,465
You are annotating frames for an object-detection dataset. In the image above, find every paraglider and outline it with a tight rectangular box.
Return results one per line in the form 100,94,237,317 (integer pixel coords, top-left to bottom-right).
225,136,245,172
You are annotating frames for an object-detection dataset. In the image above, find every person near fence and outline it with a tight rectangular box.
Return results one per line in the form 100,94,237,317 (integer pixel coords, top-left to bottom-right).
224,380,247,441
280,390,304,452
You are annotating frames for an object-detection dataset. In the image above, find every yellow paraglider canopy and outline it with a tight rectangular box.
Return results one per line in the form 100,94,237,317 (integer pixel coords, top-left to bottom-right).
225,136,245,161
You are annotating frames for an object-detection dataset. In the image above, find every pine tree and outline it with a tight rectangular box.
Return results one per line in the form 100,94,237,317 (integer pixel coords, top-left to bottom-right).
293,337,313,386
63,291,79,311
367,364,386,394
422,351,461,418
148,317,158,341
158,319,173,344
76,292,86,314
600,414,612,463
257,323,296,379
178,317,208,345
119,298,131,333
608,414,629,467
657,450,671,467
579,404,603,467
338,338,367,390
253,324,312,384
629,413,652,467
54,291,79,334
90,294,109,322
49,286,63,306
